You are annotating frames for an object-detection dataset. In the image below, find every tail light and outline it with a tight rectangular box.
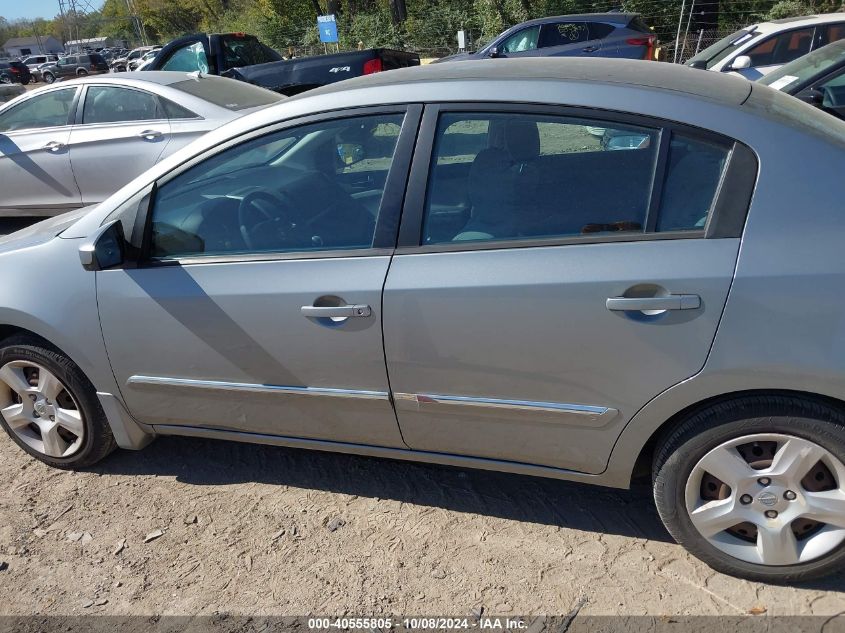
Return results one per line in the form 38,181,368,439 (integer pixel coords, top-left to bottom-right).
627,35,657,60
363,58,383,74
10,67,19,74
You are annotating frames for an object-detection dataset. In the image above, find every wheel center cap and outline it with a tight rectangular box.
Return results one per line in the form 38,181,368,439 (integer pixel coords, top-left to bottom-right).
757,491,779,507
33,400,47,417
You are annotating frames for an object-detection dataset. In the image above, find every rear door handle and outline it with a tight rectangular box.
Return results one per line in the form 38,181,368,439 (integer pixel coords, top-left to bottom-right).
138,129,163,140
606,295,700,311
301,305,372,318
43,141,66,152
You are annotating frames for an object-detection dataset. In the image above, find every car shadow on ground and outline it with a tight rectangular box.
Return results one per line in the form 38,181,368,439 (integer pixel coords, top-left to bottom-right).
95,434,673,543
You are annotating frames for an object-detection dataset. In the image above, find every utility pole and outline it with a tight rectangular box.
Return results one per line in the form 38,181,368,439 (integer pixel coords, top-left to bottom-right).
673,0,686,64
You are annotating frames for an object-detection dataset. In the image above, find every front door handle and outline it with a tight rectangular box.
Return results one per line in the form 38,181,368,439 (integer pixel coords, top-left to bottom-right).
43,141,66,152
301,304,372,318
138,129,163,140
582,45,599,52
606,295,701,312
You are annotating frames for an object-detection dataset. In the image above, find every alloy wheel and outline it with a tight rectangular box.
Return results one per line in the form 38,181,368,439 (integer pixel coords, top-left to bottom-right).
0,361,84,458
685,433,845,565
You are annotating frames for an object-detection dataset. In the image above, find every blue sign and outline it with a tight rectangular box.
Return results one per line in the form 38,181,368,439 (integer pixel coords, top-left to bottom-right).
318,14,339,43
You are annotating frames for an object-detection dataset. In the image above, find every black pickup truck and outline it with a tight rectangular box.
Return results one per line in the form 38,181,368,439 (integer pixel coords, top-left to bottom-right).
144,32,420,96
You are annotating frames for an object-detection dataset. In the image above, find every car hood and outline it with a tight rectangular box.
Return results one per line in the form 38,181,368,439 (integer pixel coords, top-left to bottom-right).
0,206,95,254
432,52,477,63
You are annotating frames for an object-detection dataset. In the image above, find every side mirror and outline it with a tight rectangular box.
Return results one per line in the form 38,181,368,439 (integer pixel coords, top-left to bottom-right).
79,220,126,271
687,59,707,70
488,46,501,58
729,55,752,71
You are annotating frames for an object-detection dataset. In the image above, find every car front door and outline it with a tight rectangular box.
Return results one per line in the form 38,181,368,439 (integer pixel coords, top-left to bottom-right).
735,27,815,78
383,105,755,474
96,107,419,447
0,86,82,216
68,85,171,205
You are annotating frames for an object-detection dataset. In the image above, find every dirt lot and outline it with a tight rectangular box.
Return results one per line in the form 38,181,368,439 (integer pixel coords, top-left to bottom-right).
1,429,845,618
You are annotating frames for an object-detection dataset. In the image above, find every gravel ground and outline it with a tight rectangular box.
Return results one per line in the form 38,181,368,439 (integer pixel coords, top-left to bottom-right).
1,430,845,617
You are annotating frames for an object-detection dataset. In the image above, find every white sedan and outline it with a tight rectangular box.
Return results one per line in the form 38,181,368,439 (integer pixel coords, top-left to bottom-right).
0,71,283,217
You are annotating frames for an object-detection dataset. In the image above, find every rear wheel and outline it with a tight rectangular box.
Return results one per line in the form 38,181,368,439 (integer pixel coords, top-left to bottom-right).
0,337,116,469
654,396,845,582
76,68,88,77
0,74,11,84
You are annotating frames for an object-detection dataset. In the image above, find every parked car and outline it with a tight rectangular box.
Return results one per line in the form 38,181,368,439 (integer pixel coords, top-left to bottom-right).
110,46,156,72
129,47,161,71
0,72,283,217
0,61,31,85
435,12,657,62
22,54,59,80
41,54,109,83
0,58,843,583
0,83,25,103
686,12,845,79
144,32,420,96
759,38,845,120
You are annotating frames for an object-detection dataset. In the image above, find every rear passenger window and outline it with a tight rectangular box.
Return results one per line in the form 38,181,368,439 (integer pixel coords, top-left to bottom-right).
83,86,161,124
421,112,730,246
657,135,729,232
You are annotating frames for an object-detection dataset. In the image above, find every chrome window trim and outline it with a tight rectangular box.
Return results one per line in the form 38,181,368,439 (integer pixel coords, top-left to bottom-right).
393,392,618,427
127,375,389,400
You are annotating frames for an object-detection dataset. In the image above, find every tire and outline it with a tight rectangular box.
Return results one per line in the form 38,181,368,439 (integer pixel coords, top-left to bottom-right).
0,335,116,469
0,75,10,85
76,68,88,77
42,72,55,84
20,78,29,86
653,395,845,583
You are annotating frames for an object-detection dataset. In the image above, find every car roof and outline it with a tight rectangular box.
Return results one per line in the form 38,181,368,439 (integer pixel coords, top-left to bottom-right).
504,12,638,29
753,12,845,34
301,58,752,106
59,71,211,87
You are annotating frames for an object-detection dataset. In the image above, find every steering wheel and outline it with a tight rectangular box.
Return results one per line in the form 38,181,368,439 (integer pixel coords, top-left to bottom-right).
237,190,297,251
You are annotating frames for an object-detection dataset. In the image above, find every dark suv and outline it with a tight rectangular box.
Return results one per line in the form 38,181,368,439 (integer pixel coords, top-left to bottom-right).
41,53,108,83
437,13,656,63
0,61,32,85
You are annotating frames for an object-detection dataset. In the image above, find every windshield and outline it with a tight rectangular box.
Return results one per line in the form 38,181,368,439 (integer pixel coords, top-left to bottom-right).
761,40,845,91
687,27,757,69
170,76,283,110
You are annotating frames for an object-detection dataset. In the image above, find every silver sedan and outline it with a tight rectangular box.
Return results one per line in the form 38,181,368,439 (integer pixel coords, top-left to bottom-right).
0,72,283,217
0,59,844,584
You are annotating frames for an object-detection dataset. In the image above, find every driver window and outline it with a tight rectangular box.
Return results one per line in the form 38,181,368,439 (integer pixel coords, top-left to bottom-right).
149,112,405,259
500,26,540,53
0,88,77,132
161,42,210,73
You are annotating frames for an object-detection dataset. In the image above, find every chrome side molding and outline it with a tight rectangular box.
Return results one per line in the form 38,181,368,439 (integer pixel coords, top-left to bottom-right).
393,392,617,427
127,375,389,400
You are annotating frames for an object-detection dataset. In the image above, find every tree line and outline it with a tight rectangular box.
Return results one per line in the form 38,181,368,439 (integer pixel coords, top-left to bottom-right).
2,0,844,57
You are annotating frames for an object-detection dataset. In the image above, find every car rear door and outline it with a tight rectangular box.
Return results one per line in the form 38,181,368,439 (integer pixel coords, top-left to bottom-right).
383,104,756,474
538,21,602,56
97,106,419,446
68,84,171,205
0,86,82,216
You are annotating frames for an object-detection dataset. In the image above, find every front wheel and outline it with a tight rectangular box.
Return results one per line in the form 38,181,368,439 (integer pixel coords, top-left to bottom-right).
0,336,116,469
0,75,11,84
42,72,55,84
654,396,845,583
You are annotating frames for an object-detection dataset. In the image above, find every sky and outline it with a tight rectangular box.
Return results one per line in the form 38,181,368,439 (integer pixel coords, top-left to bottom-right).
1,0,60,22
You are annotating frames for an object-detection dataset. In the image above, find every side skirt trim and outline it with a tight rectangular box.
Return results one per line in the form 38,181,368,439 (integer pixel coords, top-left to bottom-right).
127,375,389,400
